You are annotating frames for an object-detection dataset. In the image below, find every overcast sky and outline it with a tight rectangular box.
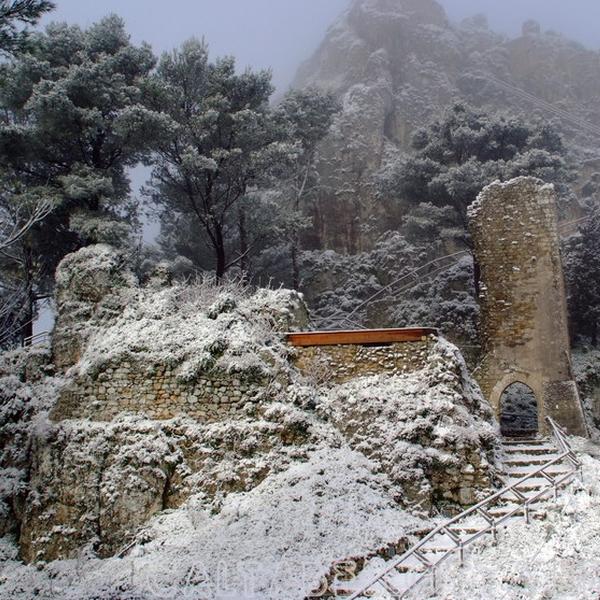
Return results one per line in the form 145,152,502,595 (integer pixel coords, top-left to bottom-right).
41,1,600,93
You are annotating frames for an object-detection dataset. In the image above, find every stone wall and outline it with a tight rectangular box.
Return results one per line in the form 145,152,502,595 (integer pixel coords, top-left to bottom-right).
292,338,434,384
52,244,138,370
51,362,270,423
53,337,434,422
469,177,587,435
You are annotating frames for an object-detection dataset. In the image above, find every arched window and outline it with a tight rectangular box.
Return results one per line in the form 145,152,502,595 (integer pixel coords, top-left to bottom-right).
499,382,538,437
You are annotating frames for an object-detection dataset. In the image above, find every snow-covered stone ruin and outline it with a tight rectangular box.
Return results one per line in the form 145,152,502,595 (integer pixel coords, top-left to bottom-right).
0,243,500,598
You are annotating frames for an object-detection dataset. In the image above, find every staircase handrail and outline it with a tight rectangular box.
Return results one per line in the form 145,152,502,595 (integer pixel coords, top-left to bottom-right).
346,419,580,600
23,330,50,347
312,250,470,330
547,416,581,472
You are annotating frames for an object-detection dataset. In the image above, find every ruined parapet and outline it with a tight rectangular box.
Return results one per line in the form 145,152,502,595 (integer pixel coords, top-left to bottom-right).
469,177,587,435
288,328,437,384
52,244,138,370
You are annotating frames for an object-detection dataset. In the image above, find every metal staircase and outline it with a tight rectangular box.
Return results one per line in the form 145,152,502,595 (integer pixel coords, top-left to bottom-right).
315,417,581,600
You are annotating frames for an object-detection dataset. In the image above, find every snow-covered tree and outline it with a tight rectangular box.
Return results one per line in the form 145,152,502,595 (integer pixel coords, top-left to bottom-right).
564,209,600,346
0,15,167,342
0,171,59,347
268,88,339,289
148,39,298,281
0,0,54,55
378,103,573,237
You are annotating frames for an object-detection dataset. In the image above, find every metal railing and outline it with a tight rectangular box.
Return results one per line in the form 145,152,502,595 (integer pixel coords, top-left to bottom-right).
346,417,581,600
312,251,470,330
23,330,51,347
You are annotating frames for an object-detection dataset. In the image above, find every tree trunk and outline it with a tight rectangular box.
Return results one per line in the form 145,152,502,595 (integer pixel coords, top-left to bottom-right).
22,246,35,345
291,239,300,291
291,185,302,291
22,293,34,345
214,226,226,283
238,205,248,279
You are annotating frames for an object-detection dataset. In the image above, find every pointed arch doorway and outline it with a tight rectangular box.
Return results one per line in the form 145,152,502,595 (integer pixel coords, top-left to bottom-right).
499,382,539,437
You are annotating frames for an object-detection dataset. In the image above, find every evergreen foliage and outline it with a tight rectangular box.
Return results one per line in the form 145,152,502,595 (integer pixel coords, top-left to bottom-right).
268,88,339,289
0,15,168,342
564,209,600,346
378,103,573,239
147,39,298,281
0,0,54,55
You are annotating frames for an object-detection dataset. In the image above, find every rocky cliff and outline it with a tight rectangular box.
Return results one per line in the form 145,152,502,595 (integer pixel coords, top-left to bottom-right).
294,0,600,253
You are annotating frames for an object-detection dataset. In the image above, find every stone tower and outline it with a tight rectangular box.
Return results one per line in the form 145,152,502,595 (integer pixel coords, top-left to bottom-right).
469,177,587,436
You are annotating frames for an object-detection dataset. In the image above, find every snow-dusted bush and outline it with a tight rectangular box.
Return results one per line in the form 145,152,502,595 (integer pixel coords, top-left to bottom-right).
301,233,479,347
75,279,308,382
572,347,600,436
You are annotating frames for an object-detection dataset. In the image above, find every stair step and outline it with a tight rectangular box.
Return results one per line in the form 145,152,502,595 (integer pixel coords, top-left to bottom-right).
488,504,546,519
395,564,426,575
506,464,568,475
447,526,483,535
502,438,548,446
508,475,552,485
379,576,402,597
420,546,456,554
503,446,557,455
503,456,560,466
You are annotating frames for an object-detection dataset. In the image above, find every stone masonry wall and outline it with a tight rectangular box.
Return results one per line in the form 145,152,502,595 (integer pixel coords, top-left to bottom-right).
292,338,433,384
469,177,587,435
51,362,270,423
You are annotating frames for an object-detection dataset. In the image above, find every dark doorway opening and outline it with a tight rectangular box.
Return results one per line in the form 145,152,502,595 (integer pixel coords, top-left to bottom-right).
500,382,539,437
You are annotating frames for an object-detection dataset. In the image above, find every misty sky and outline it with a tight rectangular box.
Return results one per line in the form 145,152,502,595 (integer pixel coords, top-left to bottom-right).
41,0,600,93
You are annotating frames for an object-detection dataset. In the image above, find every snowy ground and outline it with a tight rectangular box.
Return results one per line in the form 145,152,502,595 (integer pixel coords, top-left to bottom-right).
416,437,600,600
0,447,427,599
1,438,599,599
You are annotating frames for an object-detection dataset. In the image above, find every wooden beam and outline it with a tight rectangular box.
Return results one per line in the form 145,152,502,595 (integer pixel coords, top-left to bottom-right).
286,328,438,347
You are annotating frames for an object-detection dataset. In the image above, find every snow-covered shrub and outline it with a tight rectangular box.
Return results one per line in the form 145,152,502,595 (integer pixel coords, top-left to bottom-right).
74,279,308,382
572,347,600,436
391,255,480,345
302,237,479,350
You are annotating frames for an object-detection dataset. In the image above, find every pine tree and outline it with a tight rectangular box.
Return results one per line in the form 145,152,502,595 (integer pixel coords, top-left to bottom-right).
0,0,54,55
148,40,297,281
378,103,573,237
272,88,339,289
0,15,168,342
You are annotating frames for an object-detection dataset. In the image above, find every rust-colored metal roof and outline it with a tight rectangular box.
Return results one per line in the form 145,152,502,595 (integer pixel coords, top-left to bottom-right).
286,327,438,347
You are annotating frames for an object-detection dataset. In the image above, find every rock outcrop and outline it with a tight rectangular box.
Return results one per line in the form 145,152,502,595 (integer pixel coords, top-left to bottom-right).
294,0,600,253
52,244,138,370
0,244,500,563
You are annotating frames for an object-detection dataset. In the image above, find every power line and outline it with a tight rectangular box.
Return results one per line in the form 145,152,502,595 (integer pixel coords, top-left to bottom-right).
484,74,600,138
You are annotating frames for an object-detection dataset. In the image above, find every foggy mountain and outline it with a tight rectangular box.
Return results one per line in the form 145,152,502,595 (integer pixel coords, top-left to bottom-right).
293,0,600,253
